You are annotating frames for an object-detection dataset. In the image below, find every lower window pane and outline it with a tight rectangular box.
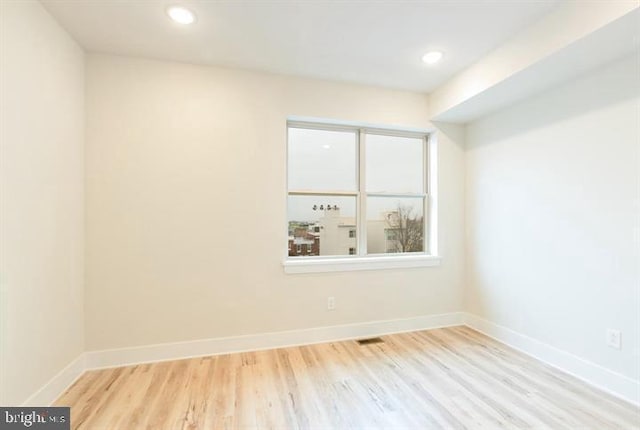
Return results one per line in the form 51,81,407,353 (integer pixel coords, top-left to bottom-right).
367,197,425,254
288,195,357,257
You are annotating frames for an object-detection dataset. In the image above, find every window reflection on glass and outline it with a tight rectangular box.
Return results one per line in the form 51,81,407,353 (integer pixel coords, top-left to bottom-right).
288,128,357,191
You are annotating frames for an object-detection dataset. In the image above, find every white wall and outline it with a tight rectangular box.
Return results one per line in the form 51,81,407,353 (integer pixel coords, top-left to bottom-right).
0,1,85,405
85,54,465,351
465,55,640,382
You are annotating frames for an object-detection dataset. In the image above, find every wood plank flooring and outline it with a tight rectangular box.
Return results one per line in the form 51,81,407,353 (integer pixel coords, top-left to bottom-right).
54,326,640,429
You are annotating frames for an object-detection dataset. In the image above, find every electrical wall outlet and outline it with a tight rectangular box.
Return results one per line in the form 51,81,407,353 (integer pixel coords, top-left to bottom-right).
327,296,336,311
606,329,621,350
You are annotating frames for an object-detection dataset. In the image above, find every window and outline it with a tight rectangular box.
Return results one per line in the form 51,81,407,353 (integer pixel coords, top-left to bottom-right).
285,120,439,273
385,229,398,241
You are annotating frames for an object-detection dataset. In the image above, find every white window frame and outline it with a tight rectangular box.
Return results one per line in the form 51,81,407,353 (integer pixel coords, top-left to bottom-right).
284,118,440,273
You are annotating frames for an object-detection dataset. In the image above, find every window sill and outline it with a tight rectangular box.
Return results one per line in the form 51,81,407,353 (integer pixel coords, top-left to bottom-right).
283,255,441,274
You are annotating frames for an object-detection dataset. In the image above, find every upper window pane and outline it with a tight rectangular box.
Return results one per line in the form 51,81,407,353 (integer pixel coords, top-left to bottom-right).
366,134,423,193
288,127,357,191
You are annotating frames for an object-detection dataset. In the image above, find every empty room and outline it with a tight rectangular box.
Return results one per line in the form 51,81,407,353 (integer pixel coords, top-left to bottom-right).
1,0,639,429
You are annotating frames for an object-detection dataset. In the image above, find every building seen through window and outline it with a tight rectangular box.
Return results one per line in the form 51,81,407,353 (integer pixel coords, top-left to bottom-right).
287,204,423,257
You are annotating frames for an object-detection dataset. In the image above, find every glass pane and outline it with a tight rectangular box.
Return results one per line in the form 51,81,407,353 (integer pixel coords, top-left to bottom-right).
288,195,357,257
366,134,423,193
288,127,357,191
366,197,425,254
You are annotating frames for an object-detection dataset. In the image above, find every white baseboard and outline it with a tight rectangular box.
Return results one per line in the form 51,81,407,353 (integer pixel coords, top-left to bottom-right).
85,312,464,370
23,313,462,405
22,354,86,407
25,312,638,409
462,312,640,407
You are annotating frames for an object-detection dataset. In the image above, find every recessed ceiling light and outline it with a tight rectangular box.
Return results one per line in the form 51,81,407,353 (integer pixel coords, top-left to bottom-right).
322,144,331,149
422,51,443,65
167,6,195,25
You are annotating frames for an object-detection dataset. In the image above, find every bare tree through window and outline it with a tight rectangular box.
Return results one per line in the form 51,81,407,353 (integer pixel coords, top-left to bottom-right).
385,203,424,253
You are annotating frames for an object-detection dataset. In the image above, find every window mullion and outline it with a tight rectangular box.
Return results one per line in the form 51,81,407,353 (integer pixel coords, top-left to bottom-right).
358,129,367,256
287,190,358,196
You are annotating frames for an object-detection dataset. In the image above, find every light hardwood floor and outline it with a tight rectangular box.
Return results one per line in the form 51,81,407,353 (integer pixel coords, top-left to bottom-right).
54,326,640,429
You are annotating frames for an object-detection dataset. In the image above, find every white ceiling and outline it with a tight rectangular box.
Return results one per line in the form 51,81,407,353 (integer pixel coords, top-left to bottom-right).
41,0,559,92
